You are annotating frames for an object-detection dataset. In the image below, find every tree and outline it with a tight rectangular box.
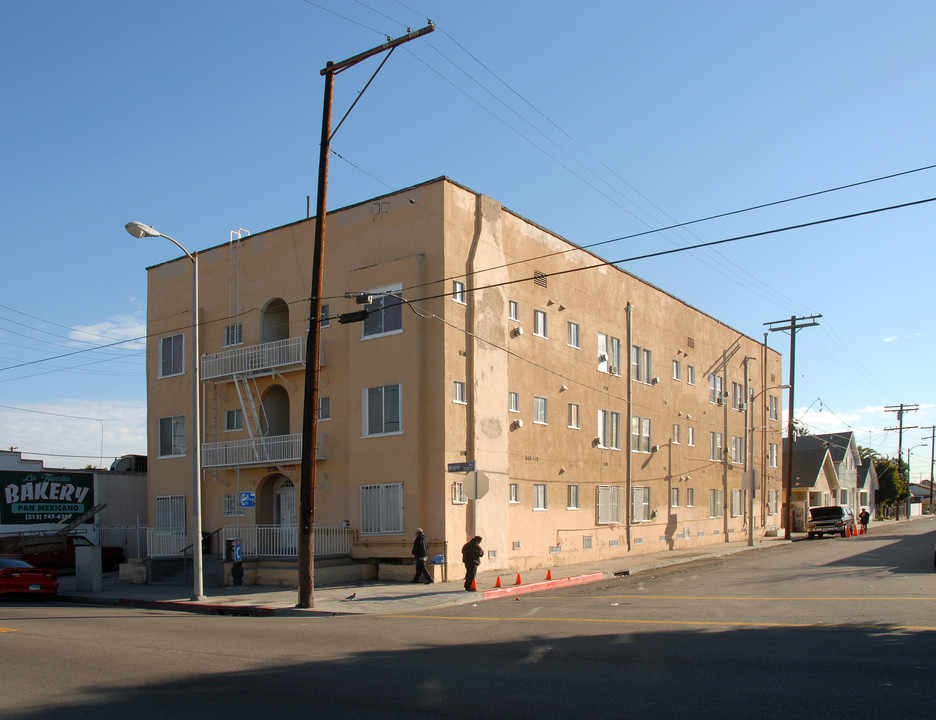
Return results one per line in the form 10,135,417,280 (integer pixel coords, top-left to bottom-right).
873,455,905,512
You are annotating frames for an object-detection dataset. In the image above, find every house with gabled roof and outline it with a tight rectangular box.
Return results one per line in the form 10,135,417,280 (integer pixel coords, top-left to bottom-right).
785,439,839,531
856,457,879,519
792,432,860,517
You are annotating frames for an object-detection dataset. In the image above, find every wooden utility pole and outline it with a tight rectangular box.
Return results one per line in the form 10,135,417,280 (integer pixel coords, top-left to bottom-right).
923,425,936,512
766,314,820,540
884,404,919,521
297,24,435,610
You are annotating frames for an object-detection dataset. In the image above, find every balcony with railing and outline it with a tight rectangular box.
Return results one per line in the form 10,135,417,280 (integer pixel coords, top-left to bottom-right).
202,433,302,468
202,337,305,381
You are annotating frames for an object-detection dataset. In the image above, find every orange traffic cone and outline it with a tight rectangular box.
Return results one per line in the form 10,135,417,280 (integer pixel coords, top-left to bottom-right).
515,573,522,585
471,578,477,591
494,576,502,588
545,569,552,580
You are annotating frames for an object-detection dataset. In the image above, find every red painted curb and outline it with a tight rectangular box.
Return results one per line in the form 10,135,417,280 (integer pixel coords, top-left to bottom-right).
481,572,605,600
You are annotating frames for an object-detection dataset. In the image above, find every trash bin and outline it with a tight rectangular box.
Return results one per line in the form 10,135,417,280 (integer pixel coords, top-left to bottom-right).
231,561,244,586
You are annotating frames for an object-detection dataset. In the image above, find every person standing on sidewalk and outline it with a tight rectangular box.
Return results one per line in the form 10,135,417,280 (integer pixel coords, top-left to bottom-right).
411,528,434,584
461,535,483,591
858,508,870,534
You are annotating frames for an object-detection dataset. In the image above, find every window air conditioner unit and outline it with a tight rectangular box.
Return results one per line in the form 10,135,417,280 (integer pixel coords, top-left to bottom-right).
738,402,746,411
609,365,618,375
598,353,607,363
716,397,724,406
651,376,660,385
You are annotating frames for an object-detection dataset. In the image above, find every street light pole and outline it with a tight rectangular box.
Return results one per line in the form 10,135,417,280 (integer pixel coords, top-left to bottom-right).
746,383,789,547
906,443,928,520
125,221,205,601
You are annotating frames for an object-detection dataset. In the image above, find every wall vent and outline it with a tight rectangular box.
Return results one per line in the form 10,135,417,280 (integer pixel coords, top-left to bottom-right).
533,270,548,288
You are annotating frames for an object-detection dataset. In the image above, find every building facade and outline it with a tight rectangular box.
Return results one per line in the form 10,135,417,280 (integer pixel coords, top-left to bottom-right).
144,177,784,578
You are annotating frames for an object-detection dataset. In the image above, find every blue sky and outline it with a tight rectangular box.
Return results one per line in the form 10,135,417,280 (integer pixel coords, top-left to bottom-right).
2,1,935,477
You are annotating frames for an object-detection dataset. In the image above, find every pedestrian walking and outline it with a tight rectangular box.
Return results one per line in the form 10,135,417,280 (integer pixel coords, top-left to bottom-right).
858,508,870,534
461,535,483,591
411,528,433,584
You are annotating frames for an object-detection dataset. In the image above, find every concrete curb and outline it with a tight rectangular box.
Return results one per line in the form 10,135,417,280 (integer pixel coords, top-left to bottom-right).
481,572,605,600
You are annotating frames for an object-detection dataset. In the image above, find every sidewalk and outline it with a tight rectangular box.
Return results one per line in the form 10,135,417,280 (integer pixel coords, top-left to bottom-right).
52,535,793,617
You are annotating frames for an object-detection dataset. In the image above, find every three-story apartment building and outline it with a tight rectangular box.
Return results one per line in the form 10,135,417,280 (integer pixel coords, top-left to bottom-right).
145,177,784,580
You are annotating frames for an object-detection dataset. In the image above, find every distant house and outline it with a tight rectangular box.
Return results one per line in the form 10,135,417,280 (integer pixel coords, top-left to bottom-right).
786,439,839,531
856,457,879,518
792,432,861,517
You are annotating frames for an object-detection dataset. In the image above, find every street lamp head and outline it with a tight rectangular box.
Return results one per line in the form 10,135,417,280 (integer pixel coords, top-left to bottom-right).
125,221,161,239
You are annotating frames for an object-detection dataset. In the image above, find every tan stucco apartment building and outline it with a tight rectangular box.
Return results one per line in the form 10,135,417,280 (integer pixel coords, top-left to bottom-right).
145,177,784,581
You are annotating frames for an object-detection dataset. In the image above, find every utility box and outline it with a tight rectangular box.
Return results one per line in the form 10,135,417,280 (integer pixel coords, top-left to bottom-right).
75,544,102,593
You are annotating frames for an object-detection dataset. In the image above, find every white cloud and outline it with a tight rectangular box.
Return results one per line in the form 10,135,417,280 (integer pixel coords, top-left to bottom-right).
0,399,146,469
70,312,146,350
882,336,899,343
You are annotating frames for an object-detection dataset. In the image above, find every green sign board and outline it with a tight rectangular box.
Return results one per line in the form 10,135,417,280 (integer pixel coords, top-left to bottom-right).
0,470,95,525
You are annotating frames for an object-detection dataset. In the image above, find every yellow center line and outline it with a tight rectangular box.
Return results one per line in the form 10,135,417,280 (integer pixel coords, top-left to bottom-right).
528,595,936,601
387,614,936,631
0,628,17,633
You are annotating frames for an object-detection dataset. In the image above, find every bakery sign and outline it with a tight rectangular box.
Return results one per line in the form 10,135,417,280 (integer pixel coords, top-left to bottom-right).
0,470,94,525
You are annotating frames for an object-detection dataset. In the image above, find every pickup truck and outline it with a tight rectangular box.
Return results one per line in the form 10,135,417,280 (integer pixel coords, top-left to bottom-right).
0,534,125,572
806,506,855,539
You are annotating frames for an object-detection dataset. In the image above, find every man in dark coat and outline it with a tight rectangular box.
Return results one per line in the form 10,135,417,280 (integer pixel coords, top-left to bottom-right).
411,528,433,583
461,535,483,591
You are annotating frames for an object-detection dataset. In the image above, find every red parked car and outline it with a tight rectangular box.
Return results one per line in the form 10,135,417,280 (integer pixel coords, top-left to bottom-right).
0,557,59,596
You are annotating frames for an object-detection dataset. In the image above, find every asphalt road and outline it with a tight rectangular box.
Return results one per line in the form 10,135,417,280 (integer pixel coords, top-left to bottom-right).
3,519,934,720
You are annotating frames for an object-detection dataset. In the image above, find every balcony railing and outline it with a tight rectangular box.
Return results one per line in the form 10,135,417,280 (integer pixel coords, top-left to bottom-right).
201,337,304,380
202,433,302,468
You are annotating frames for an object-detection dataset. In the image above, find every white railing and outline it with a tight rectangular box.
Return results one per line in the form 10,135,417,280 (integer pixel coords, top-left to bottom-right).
98,526,150,559
145,527,189,557
202,433,302,468
222,525,352,559
201,337,305,380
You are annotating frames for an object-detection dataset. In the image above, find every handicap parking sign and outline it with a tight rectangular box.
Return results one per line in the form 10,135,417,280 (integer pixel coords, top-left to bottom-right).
239,491,256,508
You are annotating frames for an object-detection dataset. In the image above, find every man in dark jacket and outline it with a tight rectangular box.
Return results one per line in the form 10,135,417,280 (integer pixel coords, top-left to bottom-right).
411,528,433,583
461,535,483,591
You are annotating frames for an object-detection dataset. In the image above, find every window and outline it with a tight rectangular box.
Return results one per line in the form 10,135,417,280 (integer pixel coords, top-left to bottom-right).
567,321,580,348
709,374,724,404
840,489,849,505
156,494,185,533
731,436,744,463
158,416,185,457
597,333,622,374
223,323,243,347
709,488,724,518
509,391,520,413
632,486,651,522
223,493,244,517
453,381,466,404
687,365,695,385
320,304,330,328
769,395,780,421
225,409,243,432
632,416,651,453
453,280,466,304
687,426,695,446
533,484,547,510
732,382,743,410
452,481,468,504
568,403,580,429
687,488,695,507
710,431,724,461
673,423,680,444
362,284,403,338
567,484,580,509
158,334,185,378
768,443,779,468
360,482,404,535
632,345,652,383
533,396,548,424
859,491,869,506
318,396,331,421
508,300,519,321
671,487,680,507
768,489,779,515
731,489,742,517
509,483,519,503
362,384,402,436
597,485,623,524
672,359,681,381
598,409,620,449
533,309,548,338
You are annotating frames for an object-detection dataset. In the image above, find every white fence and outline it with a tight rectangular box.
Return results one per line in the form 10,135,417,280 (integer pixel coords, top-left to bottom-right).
97,524,351,560
221,525,351,559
